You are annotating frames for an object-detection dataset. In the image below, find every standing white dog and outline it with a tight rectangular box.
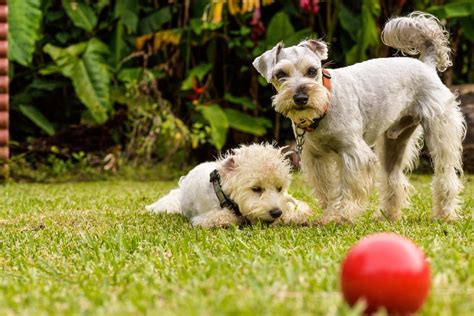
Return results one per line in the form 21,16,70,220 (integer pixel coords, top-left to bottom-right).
252,12,465,223
146,143,313,228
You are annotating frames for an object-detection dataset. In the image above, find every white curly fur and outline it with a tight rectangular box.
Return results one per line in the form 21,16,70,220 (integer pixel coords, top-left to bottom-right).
382,11,452,72
253,11,466,223
146,143,313,228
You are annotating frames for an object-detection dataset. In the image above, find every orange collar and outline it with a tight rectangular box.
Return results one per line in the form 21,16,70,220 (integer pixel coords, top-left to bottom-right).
294,68,331,132
322,68,331,91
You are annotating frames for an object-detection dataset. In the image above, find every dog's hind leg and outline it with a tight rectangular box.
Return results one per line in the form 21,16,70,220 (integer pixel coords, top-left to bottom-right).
374,119,423,221
146,188,183,214
423,96,465,221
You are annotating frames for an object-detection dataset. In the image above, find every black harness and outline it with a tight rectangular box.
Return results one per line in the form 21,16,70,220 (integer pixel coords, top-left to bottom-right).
209,169,250,226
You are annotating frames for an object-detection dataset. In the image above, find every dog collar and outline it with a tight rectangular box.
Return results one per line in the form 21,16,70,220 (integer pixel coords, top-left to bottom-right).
209,169,250,226
293,68,331,133
294,114,326,132
322,68,331,91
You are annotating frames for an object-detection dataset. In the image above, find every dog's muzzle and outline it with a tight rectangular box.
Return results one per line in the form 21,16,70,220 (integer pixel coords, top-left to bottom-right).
269,209,283,218
293,92,309,106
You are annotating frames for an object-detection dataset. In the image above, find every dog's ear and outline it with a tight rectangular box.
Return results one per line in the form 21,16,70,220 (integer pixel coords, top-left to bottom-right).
222,156,236,171
252,42,284,83
299,39,328,60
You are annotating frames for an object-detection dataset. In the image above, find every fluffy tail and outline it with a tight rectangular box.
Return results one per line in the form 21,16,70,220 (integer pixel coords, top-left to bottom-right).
146,189,183,214
382,11,451,72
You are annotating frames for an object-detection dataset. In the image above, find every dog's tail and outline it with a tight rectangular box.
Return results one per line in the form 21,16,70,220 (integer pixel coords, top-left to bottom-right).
146,189,183,214
381,11,451,72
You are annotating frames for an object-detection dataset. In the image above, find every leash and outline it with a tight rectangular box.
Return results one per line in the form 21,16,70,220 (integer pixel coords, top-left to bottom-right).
293,68,331,156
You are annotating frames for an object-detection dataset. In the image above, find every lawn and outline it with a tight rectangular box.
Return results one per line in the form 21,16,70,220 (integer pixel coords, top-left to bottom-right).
1,174,473,315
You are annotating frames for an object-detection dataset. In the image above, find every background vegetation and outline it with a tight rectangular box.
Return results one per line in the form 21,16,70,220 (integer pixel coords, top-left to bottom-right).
8,0,474,178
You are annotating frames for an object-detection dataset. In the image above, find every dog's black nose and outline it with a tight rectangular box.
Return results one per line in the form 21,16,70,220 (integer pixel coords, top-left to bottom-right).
269,209,282,218
293,92,308,106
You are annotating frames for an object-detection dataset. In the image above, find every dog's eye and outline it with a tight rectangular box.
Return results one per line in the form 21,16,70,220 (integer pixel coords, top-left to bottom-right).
277,186,282,192
306,67,318,78
275,70,287,80
251,186,264,194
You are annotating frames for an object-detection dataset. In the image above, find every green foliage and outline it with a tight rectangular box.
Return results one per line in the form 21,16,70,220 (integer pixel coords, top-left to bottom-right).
428,1,474,18
224,93,256,110
224,108,271,136
428,1,474,42
181,63,213,90
43,39,112,124
114,0,139,33
198,105,229,150
62,0,97,32
18,105,55,136
344,0,381,65
8,0,43,66
138,7,172,35
8,0,474,164
266,12,294,48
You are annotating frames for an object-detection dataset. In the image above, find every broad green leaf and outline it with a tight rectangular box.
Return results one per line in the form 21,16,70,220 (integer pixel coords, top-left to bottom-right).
429,1,474,19
224,109,269,136
255,117,273,129
224,93,256,110
284,28,314,46
45,42,88,59
109,22,132,68
29,78,65,91
19,105,55,136
445,2,474,18
114,0,139,33
339,6,361,41
8,0,43,66
345,0,380,65
427,5,445,18
44,39,111,124
39,64,62,76
117,68,143,83
190,19,203,35
266,12,294,48
62,0,98,32
181,63,213,90
199,105,228,150
139,7,172,35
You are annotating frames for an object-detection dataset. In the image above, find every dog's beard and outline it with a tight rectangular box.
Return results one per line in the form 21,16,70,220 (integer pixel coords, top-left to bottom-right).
272,82,329,123
239,194,290,224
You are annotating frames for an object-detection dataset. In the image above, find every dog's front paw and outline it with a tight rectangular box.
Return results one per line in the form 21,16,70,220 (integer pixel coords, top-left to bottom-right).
373,209,402,221
315,214,353,225
280,198,314,225
430,211,461,222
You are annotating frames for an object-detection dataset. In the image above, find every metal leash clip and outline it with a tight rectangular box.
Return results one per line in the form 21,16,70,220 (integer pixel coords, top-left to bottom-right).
295,128,306,156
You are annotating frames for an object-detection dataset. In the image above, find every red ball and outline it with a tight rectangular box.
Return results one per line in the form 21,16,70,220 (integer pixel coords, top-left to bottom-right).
341,233,431,315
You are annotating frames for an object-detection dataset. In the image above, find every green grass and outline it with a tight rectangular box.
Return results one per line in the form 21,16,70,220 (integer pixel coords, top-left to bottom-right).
1,175,473,315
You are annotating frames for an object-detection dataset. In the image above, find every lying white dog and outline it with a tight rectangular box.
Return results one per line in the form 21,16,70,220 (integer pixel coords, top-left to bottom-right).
146,143,313,227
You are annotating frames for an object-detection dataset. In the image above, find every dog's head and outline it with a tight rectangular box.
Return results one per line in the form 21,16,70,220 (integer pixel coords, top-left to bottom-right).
253,40,330,124
218,143,293,224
